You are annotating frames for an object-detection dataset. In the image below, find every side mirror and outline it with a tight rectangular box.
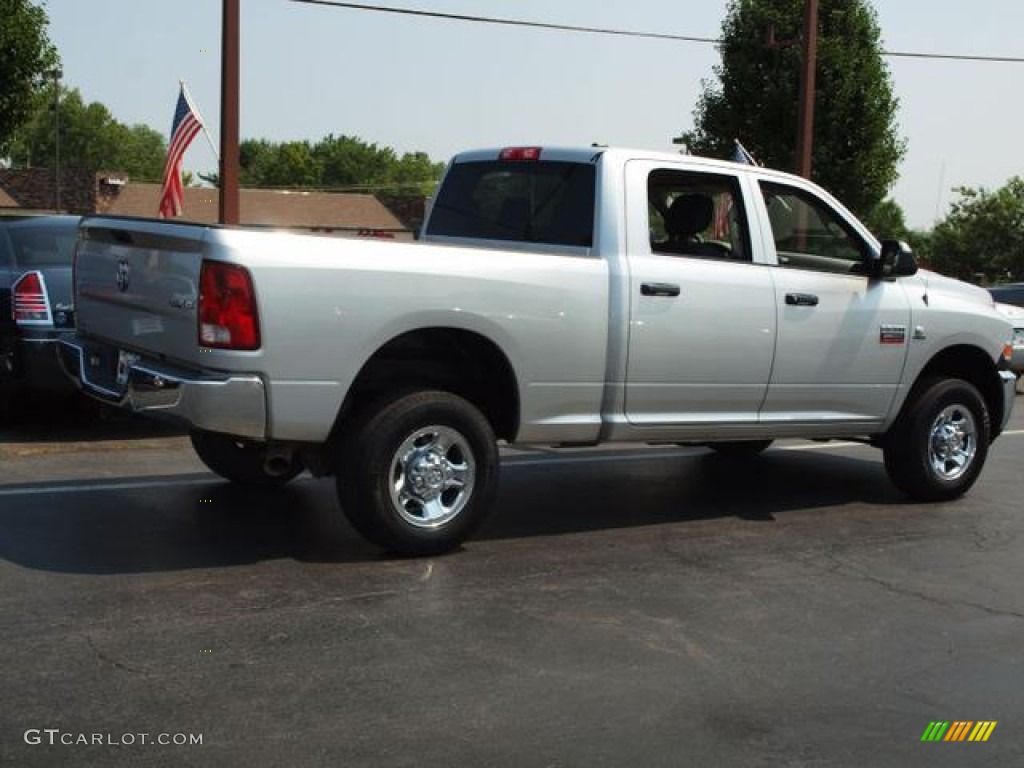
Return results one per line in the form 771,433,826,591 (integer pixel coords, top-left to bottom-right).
872,239,918,279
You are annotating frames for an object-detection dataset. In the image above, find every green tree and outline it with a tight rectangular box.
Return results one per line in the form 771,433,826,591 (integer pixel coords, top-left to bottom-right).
230,134,443,195
9,86,167,180
0,0,58,156
241,139,318,187
681,0,905,217
314,134,401,189
116,124,167,180
929,178,1024,282
232,138,270,186
863,198,909,240
904,228,932,268
390,151,446,196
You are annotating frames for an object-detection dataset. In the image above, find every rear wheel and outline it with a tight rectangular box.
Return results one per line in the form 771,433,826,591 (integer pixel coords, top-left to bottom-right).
883,378,989,501
190,430,304,487
336,390,498,556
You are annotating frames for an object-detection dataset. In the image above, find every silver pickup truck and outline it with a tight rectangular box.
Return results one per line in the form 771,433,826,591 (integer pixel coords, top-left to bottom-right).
61,146,1017,555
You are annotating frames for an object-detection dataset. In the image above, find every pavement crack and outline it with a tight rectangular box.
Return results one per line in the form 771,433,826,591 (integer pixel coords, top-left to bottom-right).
967,518,992,552
822,550,1024,622
86,635,146,675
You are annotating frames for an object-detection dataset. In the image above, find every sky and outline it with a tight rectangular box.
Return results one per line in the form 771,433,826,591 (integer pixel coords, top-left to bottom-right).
41,0,1024,229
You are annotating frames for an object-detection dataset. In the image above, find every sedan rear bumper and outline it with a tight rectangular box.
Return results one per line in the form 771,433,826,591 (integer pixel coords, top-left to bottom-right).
18,333,79,392
58,338,267,439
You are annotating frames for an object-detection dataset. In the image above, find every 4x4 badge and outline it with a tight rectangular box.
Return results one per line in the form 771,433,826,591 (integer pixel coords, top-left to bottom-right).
116,261,130,293
879,325,907,345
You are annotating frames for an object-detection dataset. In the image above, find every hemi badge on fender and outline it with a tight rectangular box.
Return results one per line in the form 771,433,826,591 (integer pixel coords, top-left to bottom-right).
880,325,907,345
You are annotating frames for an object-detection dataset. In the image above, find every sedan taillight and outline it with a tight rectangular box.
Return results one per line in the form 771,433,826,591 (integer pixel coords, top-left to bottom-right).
13,271,53,326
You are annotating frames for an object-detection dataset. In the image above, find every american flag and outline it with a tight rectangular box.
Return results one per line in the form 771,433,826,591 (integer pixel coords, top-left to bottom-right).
158,85,203,218
731,140,759,166
713,193,733,239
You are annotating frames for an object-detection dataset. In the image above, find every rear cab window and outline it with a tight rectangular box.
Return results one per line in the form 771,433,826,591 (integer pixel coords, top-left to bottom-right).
424,148,596,251
9,220,79,270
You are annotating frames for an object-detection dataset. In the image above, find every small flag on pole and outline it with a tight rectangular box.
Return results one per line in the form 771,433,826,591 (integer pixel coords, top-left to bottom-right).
158,84,204,218
731,139,759,166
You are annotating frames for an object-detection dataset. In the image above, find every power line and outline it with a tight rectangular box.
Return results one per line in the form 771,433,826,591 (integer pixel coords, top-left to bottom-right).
289,0,719,45
882,49,1024,63
290,0,1024,64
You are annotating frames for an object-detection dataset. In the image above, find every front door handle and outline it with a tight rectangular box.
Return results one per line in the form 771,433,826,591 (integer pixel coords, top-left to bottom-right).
641,282,681,298
785,292,819,307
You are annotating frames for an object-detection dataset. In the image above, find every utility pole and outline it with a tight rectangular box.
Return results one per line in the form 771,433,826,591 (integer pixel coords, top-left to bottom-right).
219,0,240,224
795,0,819,179
52,68,62,213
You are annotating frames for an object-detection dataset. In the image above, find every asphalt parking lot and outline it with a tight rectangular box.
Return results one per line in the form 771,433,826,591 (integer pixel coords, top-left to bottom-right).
1,403,1023,767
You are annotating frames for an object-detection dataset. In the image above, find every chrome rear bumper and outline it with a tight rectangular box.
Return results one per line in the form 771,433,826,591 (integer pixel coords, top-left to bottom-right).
58,339,266,439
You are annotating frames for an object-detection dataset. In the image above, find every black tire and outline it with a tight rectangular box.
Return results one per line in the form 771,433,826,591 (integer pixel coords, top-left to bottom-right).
190,430,304,487
883,378,990,501
336,390,499,556
710,440,773,458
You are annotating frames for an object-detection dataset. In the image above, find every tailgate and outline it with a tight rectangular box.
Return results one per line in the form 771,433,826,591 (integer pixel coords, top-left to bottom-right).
75,218,207,365
40,267,74,329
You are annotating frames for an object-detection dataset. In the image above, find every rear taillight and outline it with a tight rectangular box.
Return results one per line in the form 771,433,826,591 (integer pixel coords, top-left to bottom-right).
198,260,260,350
13,271,53,326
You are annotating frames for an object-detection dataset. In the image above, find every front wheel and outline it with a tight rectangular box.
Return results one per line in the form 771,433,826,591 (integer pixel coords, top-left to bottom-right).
883,378,990,501
336,390,499,556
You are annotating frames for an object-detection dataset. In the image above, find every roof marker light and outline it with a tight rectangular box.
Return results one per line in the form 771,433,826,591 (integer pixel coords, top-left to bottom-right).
499,147,542,162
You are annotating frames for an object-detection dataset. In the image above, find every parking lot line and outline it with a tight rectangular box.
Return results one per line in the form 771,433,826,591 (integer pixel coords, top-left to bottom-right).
1,430,1019,497
0,477,214,497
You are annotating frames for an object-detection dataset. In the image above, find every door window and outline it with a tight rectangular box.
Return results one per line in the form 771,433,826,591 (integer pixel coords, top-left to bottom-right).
648,170,750,262
759,182,869,274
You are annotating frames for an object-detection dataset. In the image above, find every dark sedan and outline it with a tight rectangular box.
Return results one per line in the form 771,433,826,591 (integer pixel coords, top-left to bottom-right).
0,215,80,393
0,280,14,381
988,282,1024,309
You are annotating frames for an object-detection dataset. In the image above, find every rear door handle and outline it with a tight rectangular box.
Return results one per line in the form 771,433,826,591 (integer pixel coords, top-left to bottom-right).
641,282,680,298
785,292,819,307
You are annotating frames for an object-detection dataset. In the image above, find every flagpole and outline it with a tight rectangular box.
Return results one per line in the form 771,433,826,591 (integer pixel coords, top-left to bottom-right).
180,79,220,160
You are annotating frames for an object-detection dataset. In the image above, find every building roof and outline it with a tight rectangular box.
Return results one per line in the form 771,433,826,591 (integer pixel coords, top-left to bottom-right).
105,184,407,231
0,187,19,208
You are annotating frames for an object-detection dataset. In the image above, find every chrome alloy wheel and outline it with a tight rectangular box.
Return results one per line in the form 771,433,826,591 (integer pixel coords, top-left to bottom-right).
928,404,978,482
388,425,476,529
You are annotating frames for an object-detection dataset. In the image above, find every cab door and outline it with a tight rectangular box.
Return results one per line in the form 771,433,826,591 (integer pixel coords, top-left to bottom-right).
753,180,911,426
623,160,776,427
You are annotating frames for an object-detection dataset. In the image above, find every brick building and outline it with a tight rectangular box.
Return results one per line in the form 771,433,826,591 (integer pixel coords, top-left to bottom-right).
0,169,425,237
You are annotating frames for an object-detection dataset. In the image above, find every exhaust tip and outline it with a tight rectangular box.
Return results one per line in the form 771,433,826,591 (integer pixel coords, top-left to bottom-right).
264,456,294,477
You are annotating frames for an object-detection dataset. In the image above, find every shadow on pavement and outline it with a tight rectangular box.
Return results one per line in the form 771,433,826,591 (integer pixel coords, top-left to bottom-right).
0,477,375,573
0,387,184,443
483,448,904,539
0,447,907,575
